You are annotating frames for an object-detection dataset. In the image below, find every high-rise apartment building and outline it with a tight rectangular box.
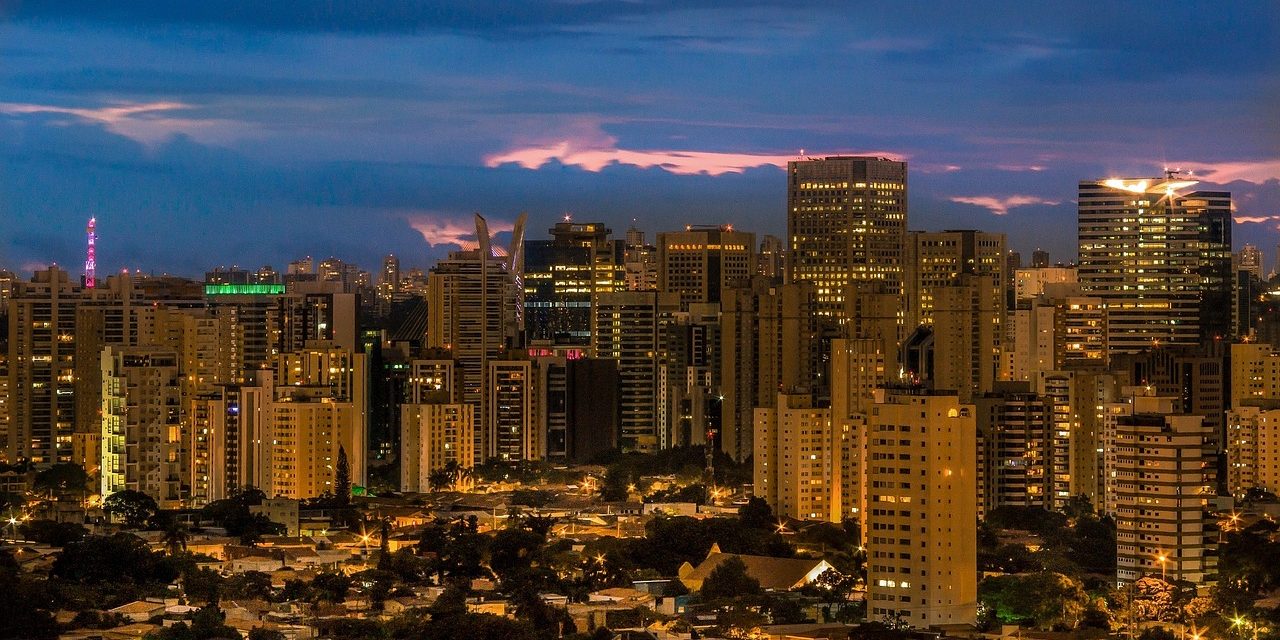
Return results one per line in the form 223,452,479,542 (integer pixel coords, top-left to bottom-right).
189,384,267,506
623,226,658,292
100,347,184,506
1236,244,1263,282
787,156,908,315
904,230,1006,333
401,403,475,492
592,291,673,452
721,278,837,461
656,225,755,310
865,387,977,627
757,235,784,279
975,385,1054,514
1109,394,1217,588
1226,402,1280,499
487,358,537,461
259,345,367,500
754,394,861,522
427,214,527,463
1078,177,1232,352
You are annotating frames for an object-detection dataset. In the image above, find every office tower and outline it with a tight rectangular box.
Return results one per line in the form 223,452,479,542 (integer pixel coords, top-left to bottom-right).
656,225,755,310
843,284,903,373
787,156,908,315
904,230,1006,333
1031,249,1050,268
593,291,671,452
523,221,625,346
757,235,784,279
100,347,184,506
661,304,721,449
1237,244,1263,281
565,358,620,462
865,387,977,627
754,394,860,522
1226,402,1280,499
427,213,527,463
975,384,1054,514
721,278,836,461
288,257,314,275
624,226,658,292
1078,177,1232,352
1108,393,1217,587
378,254,401,309
401,403,475,492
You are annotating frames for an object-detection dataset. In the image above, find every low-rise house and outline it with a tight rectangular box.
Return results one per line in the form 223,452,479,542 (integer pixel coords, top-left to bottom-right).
108,600,166,623
677,544,835,592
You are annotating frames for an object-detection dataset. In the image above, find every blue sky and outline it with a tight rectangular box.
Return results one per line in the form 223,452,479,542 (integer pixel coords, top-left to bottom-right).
1,1,1277,276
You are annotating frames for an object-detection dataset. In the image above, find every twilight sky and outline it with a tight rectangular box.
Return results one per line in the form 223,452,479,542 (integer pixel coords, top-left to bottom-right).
1,1,1278,277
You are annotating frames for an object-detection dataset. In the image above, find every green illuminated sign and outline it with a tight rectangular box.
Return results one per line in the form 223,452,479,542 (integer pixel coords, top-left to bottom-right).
204,283,286,295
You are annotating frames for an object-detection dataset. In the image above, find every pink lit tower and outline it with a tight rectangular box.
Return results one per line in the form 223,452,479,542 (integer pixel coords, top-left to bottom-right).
84,217,97,288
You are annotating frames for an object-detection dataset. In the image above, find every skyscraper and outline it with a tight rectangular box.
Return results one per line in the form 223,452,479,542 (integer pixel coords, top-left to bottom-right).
1077,176,1232,352
656,225,755,310
1237,244,1263,281
523,221,624,346
426,214,527,463
787,156,908,316
592,291,674,452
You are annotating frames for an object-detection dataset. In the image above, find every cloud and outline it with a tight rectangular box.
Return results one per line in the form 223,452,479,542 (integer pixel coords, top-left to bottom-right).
996,164,1047,172
0,100,245,145
1171,159,1280,186
949,194,1060,215
1235,214,1280,225
405,213,514,250
485,135,904,176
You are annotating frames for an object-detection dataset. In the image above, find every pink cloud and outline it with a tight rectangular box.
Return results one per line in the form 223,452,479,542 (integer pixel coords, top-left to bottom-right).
1234,214,1280,225
949,194,1060,215
485,136,905,176
996,164,1048,172
0,100,246,145
1170,159,1280,185
405,213,514,249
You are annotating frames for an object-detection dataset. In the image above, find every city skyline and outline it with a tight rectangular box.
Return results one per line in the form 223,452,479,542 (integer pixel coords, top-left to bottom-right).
1,2,1278,274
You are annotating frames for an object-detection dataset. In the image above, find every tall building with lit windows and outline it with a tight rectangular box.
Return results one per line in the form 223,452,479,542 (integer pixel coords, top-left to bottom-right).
787,156,908,316
865,387,977,627
656,225,755,310
904,230,1006,333
1077,177,1232,353
523,221,624,346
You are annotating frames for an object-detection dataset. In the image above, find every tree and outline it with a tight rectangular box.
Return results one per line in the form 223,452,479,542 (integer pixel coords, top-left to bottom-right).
312,572,353,603
247,629,287,640
336,446,352,506
17,519,87,547
223,571,274,602
31,463,90,501
143,604,240,640
53,533,178,585
980,572,1089,630
103,489,159,528
157,513,190,554
738,496,775,530
700,556,762,601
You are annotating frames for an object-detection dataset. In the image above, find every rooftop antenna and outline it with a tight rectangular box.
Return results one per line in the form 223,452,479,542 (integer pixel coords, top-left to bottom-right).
84,217,97,288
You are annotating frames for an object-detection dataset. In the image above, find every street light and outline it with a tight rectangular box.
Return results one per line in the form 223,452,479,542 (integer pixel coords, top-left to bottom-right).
1156,552,1167,582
